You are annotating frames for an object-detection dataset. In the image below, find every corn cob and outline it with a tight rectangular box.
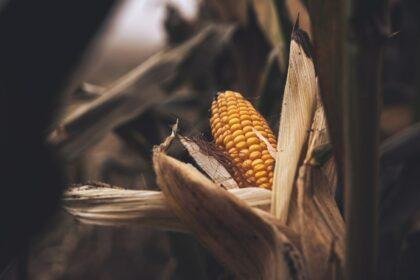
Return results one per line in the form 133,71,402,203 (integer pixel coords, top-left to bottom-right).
210,90,277,189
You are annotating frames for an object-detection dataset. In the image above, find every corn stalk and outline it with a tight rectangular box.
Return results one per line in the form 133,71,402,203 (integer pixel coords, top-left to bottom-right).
343,0,389,279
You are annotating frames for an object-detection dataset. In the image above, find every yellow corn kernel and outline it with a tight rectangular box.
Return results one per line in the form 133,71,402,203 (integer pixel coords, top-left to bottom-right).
249,151,261,160
249,144,261,152
242,159,252,168
210,90,277,189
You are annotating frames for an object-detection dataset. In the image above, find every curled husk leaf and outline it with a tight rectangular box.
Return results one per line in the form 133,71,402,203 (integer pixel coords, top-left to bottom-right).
153,145,307,279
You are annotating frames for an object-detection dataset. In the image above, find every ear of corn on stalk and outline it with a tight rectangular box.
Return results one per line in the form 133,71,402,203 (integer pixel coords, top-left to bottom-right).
210,91,277,189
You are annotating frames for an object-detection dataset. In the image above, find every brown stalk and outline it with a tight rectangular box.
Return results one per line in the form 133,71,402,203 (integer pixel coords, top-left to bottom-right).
343,1,389,279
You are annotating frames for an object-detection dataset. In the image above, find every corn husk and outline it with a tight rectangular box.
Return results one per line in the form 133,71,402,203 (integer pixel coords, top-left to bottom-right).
179,136,239,189
153,145,307,279
63,185,271,231
63,26,345,279
271,27,318,222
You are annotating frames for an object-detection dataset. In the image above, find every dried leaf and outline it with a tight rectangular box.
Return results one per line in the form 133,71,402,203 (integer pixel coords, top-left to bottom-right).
286,95,344,278
253,128,277,158
156,120,178,152
304,103,329,163
179,136,239,189
153,150,307,279
251,0,286,71
306,104,337,194
64,186,184,231
271,27,318,222
49,25,235,158
63,185,271,231
290,165,344,279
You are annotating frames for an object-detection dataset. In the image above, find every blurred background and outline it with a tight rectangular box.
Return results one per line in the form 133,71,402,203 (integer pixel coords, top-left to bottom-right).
2,0,420,279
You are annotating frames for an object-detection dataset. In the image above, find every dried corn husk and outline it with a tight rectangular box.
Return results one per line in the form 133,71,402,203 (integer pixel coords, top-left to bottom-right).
287,102,345,279
62,26,345,280
179,136,239,189
153,146,307,279
63,185,271,231
271,27,318,222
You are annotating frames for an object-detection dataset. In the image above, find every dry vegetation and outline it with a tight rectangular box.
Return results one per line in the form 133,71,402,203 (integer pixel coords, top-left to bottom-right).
2,0,419,279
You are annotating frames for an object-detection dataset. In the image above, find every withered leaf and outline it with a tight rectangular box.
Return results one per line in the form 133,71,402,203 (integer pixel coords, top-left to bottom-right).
64,186,184,231
290,165,344,279
63,185,271,232
179,136,239,189
49,25,234,158
286,93,344,278
251,0,286,71
253,128,277,158
271,27,318,222
153,150,307,279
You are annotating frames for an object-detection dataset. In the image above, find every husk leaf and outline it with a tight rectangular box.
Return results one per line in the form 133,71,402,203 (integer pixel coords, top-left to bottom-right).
63,186,271,231
153,147,307,279
271,27,318,222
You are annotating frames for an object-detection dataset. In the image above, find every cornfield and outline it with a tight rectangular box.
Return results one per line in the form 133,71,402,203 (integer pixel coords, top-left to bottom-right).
2,0,420,279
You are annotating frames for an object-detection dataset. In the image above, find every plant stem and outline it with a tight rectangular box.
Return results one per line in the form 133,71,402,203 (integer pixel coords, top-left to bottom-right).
343,0,389,279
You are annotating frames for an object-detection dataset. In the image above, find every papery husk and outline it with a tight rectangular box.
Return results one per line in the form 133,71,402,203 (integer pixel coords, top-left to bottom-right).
153,147,308,279
253,128,278,158
271,26,318,222
179,136,240,189
286,100,345,279
268,24,345,278
63,185,271,232
61,25,346,279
